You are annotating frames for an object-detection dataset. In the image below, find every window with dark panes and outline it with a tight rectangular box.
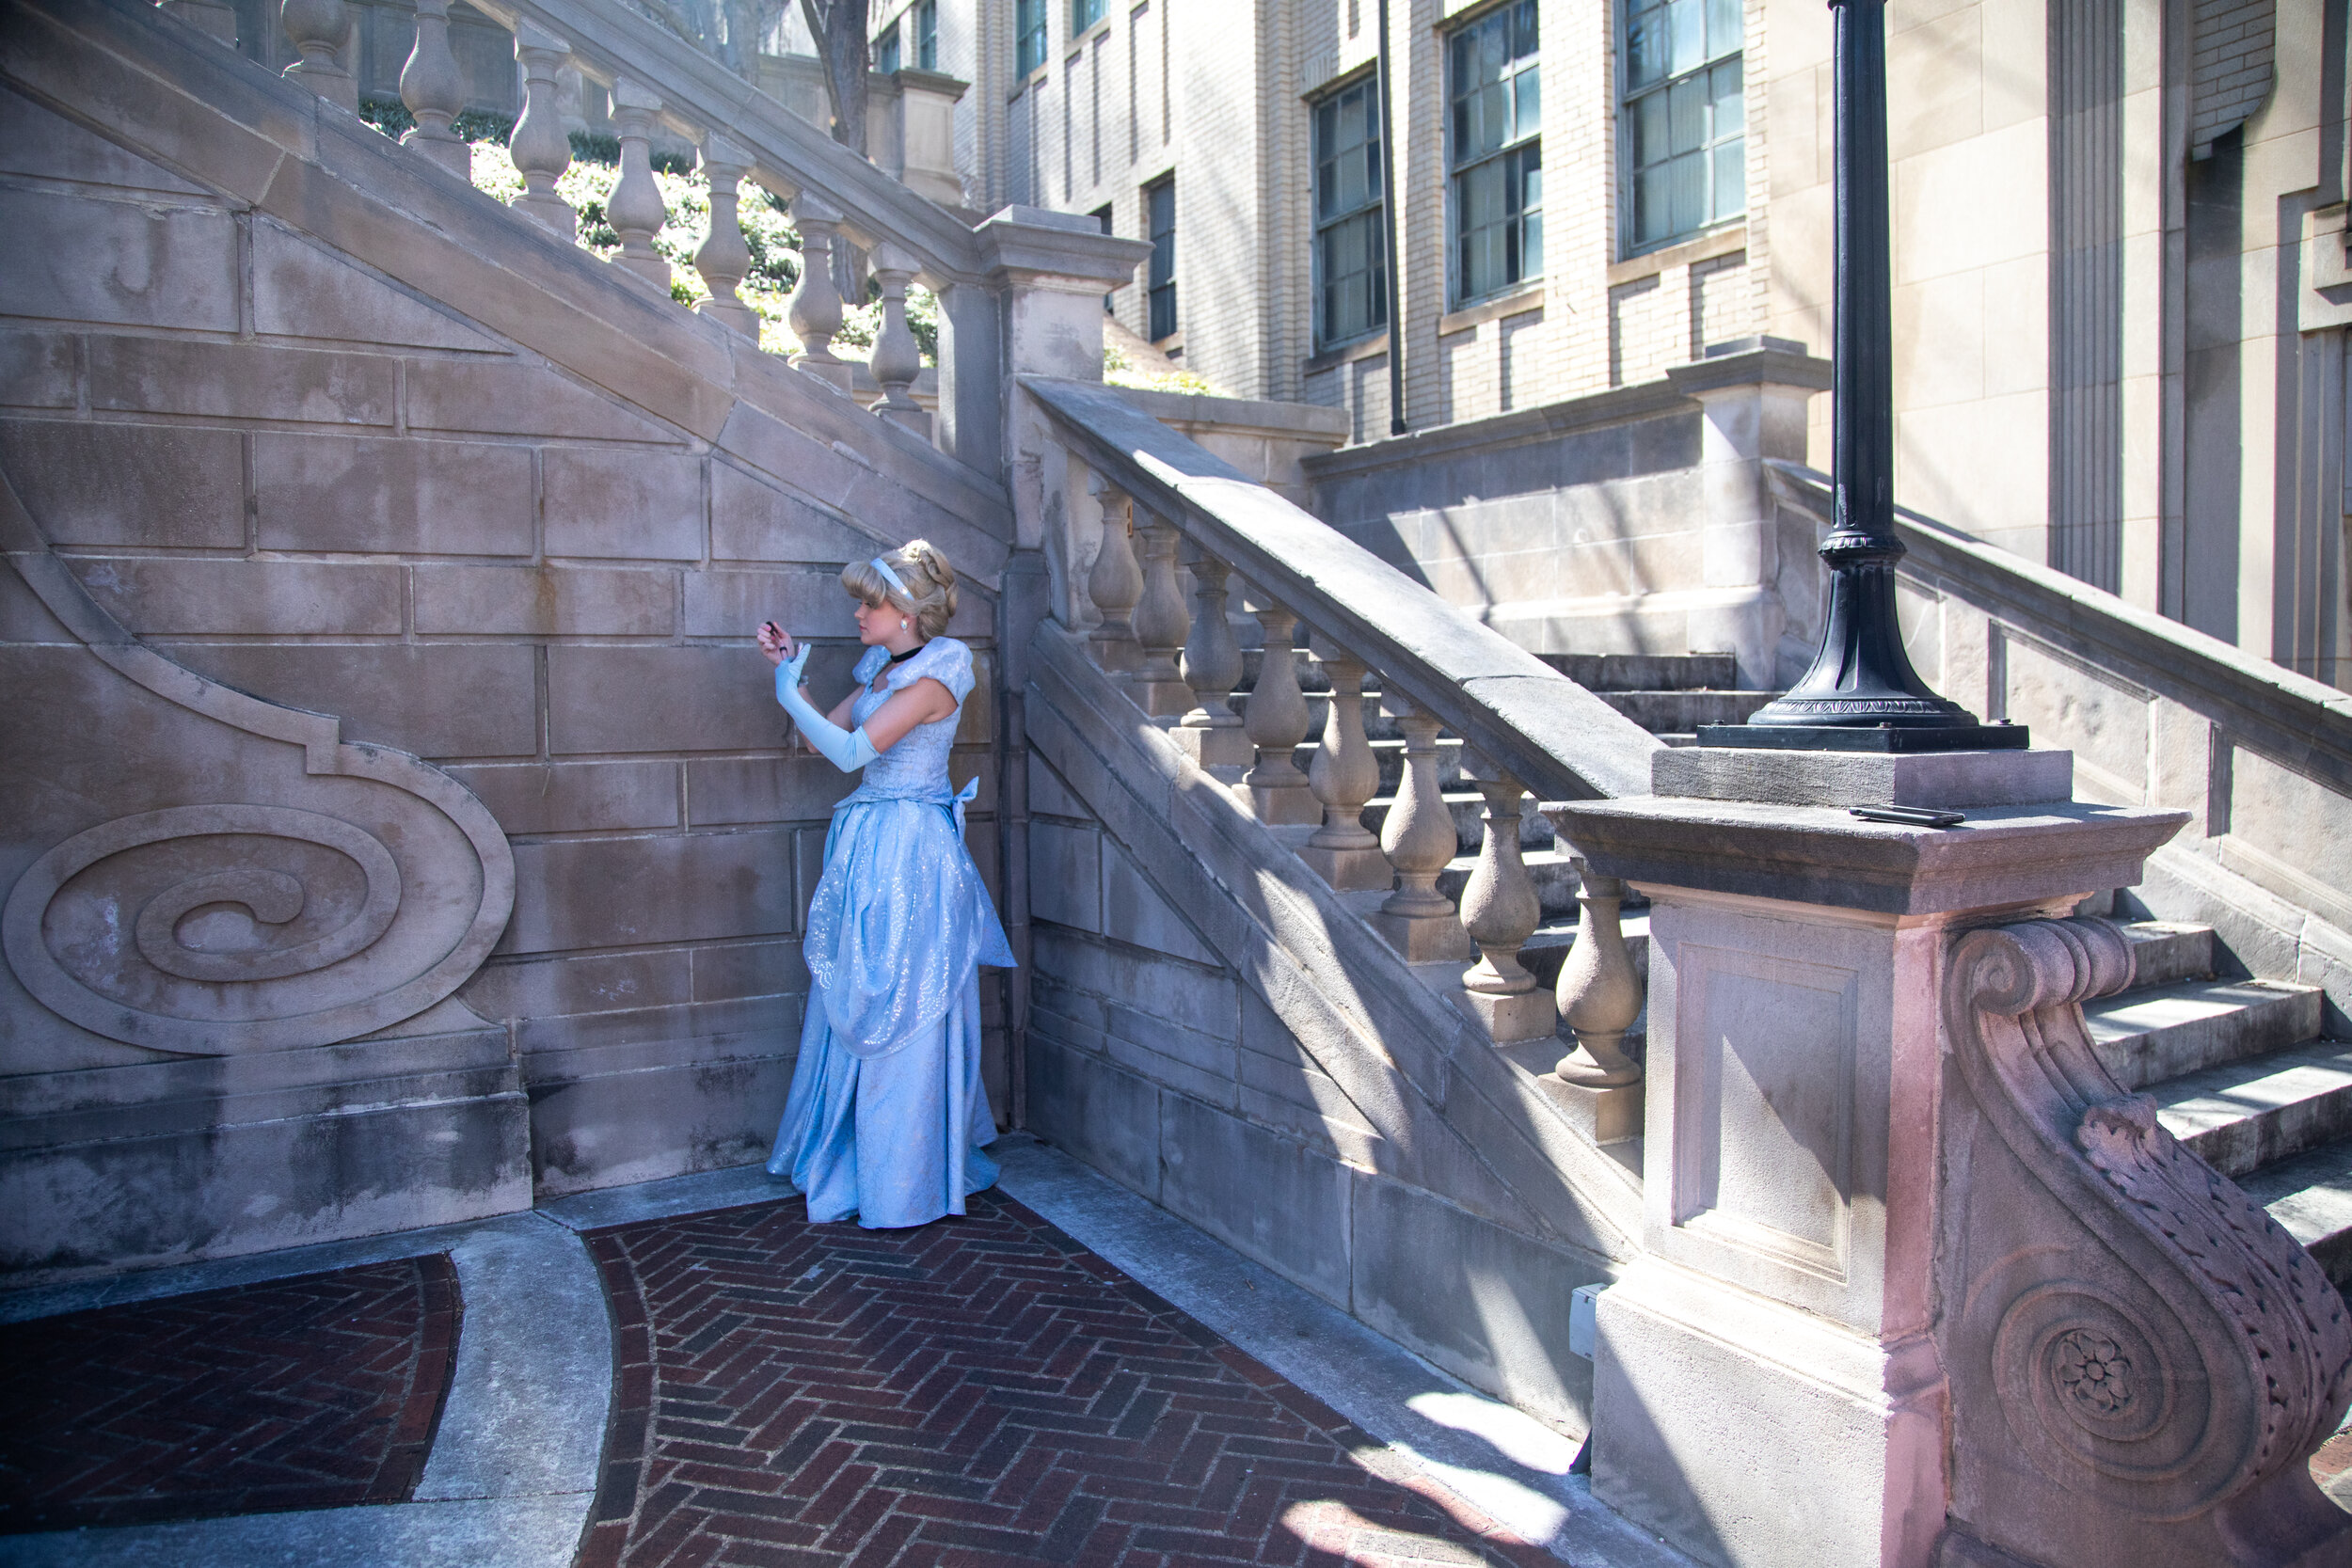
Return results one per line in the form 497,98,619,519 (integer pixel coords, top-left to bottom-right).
1313,77,1387,348
1146,177,1177,341
875,18,900,73
1094,204,1116,312
1017,0,1048,74
1447,0,1542,307
914,0,937,69
1622,0,1744,252
1072,0,1106,33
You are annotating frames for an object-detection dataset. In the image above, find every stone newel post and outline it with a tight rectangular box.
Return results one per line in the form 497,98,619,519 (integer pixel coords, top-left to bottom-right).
1551,740,2350,1567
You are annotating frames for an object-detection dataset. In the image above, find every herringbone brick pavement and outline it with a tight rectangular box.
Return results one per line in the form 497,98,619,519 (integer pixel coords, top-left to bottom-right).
579,1191,1557,1568
0,1254,458,1533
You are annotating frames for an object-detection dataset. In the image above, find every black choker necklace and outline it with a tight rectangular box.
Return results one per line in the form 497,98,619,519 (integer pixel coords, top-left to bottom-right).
887,642,926,664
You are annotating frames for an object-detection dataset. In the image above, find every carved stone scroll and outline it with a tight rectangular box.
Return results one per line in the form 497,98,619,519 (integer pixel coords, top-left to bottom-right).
1939,917,2352,1567
0,473,514,1057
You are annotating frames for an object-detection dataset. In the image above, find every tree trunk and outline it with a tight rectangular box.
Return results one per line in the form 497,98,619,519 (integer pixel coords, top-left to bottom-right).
796,0,867,305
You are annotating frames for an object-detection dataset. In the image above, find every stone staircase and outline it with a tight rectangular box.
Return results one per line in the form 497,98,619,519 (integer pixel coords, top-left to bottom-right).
1220,640,2352,1296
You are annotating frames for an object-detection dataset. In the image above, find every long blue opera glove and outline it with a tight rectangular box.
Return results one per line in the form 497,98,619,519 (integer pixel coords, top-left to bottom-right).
774,645,881,772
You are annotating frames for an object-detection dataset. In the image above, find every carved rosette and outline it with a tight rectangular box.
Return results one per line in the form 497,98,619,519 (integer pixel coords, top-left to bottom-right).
1942,917,2352,1546
0,475,514,1056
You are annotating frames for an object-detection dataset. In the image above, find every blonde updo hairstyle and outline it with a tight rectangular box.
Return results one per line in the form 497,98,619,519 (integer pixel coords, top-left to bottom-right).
840,539,958,641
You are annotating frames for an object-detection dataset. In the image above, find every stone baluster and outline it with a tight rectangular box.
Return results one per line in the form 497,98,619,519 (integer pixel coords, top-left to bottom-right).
867,244,929,436
1084,475,1143,673
1555,859,1645,1140
1242,604,1317,824
1131,513,1191,718
279,0,357,111
693,136,760,341
1453,755,1554,1041
509,24,577,239
607,81,670,291
787,195,853,392
1173,546,1249,768
397,0,469,176
1299,645,1389,891
1372,694,1472,962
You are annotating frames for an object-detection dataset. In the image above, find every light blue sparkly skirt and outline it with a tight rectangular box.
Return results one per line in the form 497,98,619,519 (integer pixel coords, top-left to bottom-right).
765,792,1009,1228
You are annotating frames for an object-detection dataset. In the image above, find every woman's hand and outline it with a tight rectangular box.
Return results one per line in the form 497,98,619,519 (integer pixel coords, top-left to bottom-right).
755,620,796,669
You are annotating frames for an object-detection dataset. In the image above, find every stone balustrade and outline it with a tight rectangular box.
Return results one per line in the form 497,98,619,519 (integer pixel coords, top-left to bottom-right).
1053,439,1652,1122
269,0,1005,446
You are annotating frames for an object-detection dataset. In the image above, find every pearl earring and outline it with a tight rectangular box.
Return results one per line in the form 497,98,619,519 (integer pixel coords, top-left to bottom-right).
900,618,909,629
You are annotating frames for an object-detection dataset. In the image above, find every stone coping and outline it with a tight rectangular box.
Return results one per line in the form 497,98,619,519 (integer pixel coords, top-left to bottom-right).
1549,797,2191,916
1298,342,1831,480
1115,385,1354,441
1024,375,1662,804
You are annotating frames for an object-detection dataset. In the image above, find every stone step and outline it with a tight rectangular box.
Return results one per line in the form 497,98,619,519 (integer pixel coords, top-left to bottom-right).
2119,921,2216,989
1597,689,1781,732
2153,1043,2352,1179
2086,978,2326,1089
1536,652,1740,691
2234,1136,2352,1288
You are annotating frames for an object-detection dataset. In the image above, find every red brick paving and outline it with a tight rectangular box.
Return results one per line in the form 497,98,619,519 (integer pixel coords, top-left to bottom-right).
578,1191,1557,1568
0,1254,459,1533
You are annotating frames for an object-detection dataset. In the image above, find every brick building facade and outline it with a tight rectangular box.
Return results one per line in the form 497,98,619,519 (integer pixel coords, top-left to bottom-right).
868,0,2350,692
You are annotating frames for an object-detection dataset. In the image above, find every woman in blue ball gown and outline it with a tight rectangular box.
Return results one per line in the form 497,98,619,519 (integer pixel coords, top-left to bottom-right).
754,539,1013,1229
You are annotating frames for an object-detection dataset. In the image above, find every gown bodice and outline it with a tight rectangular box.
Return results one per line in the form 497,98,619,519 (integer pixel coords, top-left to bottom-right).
844,638,972,802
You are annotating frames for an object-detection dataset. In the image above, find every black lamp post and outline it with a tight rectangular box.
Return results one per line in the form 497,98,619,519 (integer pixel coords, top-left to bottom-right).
1699,0,2026,753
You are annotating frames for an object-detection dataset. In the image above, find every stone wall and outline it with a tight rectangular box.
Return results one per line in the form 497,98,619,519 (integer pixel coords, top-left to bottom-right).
1018,626,1637,1433
0,0,1012,1280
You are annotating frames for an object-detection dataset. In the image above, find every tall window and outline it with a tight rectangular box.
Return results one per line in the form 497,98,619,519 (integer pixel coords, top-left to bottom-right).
1072,0,1106,33
914,0,937,69
1314,77,1387,347
1146,177,1177,341
1016,0,1048,75
875,18,900,73
1448,1,1542,306
1622,0,1744,252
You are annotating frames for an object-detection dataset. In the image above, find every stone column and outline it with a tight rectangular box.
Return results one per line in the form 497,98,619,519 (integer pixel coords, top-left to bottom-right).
1661,339,1833,689
1299,645,1388,892
787,195,852,393
1129,515,1191,718
1173,546,1249,769
866,243,929,436
1454,754,1551,1041
508,24,576,240
398,0,469,177
1084,475,1144,671
1371,694,1471,962
279,0,357,111
1242,605,1317,825
606,81,671,292
693,136,761,341
1551,744,2197,1568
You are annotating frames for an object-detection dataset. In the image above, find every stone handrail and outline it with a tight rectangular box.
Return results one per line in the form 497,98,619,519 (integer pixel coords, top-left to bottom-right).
1028,374,1663,1131
1025,377,1662,806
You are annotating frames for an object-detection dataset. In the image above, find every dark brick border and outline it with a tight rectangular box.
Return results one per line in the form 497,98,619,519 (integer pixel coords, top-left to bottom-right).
575,1190,1554,1567
0,1253,460,1533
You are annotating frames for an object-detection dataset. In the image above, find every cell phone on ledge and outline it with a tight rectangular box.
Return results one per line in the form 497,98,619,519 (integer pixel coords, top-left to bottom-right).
1850,804,1966,829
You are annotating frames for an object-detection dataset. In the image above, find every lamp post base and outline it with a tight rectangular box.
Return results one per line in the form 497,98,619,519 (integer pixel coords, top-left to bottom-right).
1696,722,2031,753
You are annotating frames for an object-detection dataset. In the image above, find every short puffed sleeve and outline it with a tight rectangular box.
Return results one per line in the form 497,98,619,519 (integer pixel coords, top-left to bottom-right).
850,644,889,686
888,637,974,705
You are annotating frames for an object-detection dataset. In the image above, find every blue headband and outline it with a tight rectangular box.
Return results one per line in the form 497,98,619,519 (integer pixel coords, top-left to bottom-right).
870,556,911,597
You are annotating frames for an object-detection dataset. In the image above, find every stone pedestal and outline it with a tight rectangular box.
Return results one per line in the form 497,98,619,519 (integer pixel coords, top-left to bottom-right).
1169,723,1253,770
1553,747,2196,1568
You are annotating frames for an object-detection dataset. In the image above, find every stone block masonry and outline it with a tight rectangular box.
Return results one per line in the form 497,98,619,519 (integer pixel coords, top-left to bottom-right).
0,5,1012,1279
